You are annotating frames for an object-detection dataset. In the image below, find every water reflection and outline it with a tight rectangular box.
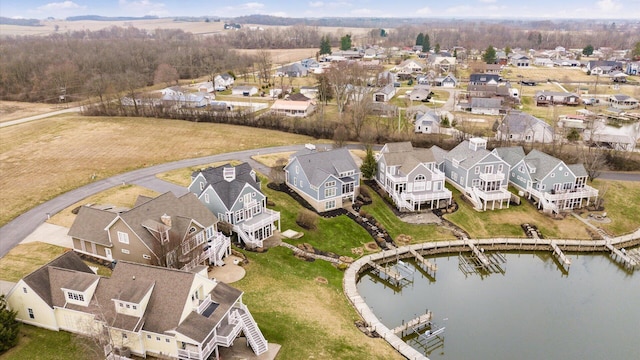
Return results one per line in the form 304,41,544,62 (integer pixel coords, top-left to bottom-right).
357,251,639,360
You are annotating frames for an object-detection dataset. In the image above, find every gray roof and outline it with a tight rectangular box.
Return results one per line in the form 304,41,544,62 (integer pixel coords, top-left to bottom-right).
471,97,502,109
375,83,395,96
21,251,96,308
444,140,494,169
495,146,526,167
379,142,436,176
524,149,562,179
430,145,448,165
291,148,358,187
568,164,587,177
535,91,579,98
194,163,260,209
469,73,501,83
68,206,118,246
500,111,552,134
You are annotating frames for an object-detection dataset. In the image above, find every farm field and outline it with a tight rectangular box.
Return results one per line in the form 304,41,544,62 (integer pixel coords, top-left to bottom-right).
0,115,316,226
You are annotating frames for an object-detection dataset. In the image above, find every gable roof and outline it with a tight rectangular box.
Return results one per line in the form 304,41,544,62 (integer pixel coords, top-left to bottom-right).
193,163,260,209
495,146,526,167
500,111,552,134
21,251,96,308
469,73,501,83
444,140,497,169
471,97,502,109
68,206,119,246
379,142,436,176
523,149,563,179
291,148,358,187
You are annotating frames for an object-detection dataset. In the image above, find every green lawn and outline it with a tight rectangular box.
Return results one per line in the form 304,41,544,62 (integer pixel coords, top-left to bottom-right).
1,324,102,360
593,179,640,235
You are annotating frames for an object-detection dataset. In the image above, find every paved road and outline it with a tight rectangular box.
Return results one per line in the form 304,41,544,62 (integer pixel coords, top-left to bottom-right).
0,144,306,258
598,171,640,182
0,106,82,128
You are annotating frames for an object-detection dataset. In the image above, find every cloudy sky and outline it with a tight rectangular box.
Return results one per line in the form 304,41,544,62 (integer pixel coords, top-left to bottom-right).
2,0,639,20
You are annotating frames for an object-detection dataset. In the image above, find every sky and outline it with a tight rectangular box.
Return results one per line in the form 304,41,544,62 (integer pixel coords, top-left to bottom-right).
2,0,640,20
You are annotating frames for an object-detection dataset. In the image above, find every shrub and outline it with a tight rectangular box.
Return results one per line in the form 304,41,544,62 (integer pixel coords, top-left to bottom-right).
296,209,318,230
217,221,233,236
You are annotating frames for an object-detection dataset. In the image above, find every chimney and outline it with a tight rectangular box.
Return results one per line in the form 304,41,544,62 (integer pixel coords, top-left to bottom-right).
160,213,172,227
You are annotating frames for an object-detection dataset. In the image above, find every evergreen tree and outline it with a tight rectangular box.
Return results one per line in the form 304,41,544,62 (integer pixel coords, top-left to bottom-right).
380,29,387,37
319,35,331,55
633,41,640,59
505,46,512,56
360,145,377,179
0,295,20,353
416,33,424,46
453,49,458,58
483,45,497,64
340,34,352,51
583,44,594,56
434,43,441,54
422,34,431,52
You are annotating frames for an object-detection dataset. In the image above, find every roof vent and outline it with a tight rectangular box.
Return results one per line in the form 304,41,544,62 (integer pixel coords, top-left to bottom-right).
223,167,236,182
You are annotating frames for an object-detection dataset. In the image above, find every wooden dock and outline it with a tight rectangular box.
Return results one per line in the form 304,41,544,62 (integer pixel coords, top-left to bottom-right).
605,242,638,269
391,311,432,336
409,248,438,273
466,240,490,268
550,241,572,269
367,261,404,285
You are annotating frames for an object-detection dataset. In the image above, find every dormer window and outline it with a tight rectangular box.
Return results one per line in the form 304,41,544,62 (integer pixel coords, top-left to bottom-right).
64,289,89,306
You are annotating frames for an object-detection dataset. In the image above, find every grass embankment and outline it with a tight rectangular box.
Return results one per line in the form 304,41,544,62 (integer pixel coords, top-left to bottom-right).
0,115,316,226
1,324,102,360
591,179,640,235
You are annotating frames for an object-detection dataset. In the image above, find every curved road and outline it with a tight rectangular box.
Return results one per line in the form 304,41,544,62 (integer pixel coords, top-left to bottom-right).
0,144,307,258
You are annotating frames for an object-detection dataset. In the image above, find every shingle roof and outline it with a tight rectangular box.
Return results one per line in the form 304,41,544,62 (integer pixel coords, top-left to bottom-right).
500,111,552,134
292,148,358,187
68,206,117,246
495,146,526,167
380,142,436,176
194,163,260,209
471,97,502,109
444,140,493,169
524,149,562,180
568,164,587,177
21,251,95,308
469,73,501,83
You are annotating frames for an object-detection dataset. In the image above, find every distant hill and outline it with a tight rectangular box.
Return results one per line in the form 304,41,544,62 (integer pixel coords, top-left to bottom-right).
0,17,42,26
66,15,159,21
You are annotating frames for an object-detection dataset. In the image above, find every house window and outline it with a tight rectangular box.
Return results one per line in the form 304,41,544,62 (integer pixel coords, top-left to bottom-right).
460,177,464,185
475,166,480,174
565,172,569,177
23,287,27,293
67,292,84,302
550,173,555,178
122,333,128,339
300,180,305,187
472,179,480,187
199,182,204,191
518,165,524,172
452,172,458,181
119,303,124,307
147,335,152,339
117,231,129,244
28,308,34,319
484,165,494,173
189,227,197,234
204,193,210,203
295,166,299,174
325,187,336,198
143,254,151,260
156,337,161,341
294,177,297,186
121,249,130,254
498,164,503,173
126,304,130,309
326,181,336,187
325,200,336,210
235,210,245,222
132,305,137,310
166,338,171,343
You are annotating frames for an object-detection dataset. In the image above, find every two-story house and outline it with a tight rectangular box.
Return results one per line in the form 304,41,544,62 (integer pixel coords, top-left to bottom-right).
443,138,512,211
68,192,230,270
6,251,268,360
496,147,598,213
284,148,360,212
534,91,580,106
375,142,452,211
189,163,280,249
496,111,554,143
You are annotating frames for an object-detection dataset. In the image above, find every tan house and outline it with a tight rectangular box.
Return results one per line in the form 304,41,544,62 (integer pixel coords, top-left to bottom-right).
68,192,231,271
6,251,269,360
270,99,316,117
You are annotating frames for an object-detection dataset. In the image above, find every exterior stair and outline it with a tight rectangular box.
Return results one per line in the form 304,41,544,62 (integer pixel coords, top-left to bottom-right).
237,306,268,355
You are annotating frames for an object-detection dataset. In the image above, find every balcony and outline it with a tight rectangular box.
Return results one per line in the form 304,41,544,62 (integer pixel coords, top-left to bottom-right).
241,208,280,234
400,189,452,203
479,172,505,182
474,187,511,201
541,185,599,202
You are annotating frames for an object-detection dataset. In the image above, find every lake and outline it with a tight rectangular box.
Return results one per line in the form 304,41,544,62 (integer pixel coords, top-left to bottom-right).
357,251,640,360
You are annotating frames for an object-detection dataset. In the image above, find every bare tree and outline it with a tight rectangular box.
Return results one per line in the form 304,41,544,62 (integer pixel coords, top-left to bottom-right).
255,50,273,88
153,63,179,87
580,146,607,181
269,158,288,185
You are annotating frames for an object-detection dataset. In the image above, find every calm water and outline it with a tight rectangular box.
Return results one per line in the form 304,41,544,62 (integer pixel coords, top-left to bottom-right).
357,251,640,360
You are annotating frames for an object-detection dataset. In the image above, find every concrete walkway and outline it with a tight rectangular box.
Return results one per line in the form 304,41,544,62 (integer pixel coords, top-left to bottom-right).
343,231,640,360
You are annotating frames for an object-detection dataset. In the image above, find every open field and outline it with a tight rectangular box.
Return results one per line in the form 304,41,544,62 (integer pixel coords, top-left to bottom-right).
235,48,319,64
590,179,640,235
503,66,593,83
0,242,70,282
0,115,316,226
47,184,160,228
0,101,80,123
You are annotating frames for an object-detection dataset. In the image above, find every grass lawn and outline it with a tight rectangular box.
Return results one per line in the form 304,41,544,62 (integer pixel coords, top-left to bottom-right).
0,242,70,282
444,186,591,239
1,324,103,360
360,185,457,243
235,246,403,360
592,179,640,235
0,115,317,226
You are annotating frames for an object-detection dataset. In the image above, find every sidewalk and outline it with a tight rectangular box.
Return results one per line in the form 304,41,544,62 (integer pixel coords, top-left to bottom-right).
20,222,73,248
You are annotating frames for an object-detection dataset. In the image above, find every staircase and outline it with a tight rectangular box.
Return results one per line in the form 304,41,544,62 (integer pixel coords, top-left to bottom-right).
393,192,413,211
237,306,268,355
233,224,263,248
209,235,230,267
465,187,482,210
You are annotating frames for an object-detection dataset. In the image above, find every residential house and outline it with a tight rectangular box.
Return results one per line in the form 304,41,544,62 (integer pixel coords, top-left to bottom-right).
467,83,513,99
198,82,214,94
497,147,598,213
214,73,234,90
432,56,457,73
377,71,397,86
443,138,512,211
188,163,280,248
68,192,230,270
484,64,503,74
409,86,431,102
375,142,452,211
268,86,292,99
414,110,442,134
270,99,315,117
392,59,425,73
496,111,554,143
373,83,396,102
161,86,185,97
6,251,268,360
534,91,580,106
231,86,258,97
510,55,530,67
433,73,457,88
533,58,555,67
608,94,639,109
625,61,640,75
469,73,501,85
586,60,623,75
162,92,212,108
470,97,503,115
284,148,360,212
301,58,320,70
276,63,308,77
299,86,319,98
